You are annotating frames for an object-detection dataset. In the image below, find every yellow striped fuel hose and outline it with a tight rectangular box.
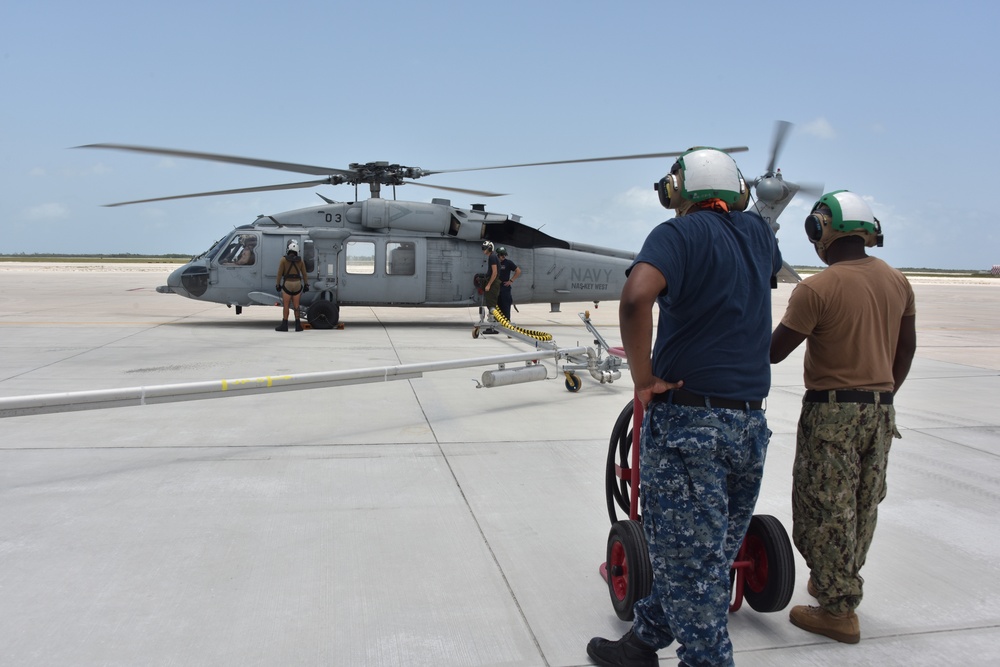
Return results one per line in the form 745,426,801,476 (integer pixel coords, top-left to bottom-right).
491,307,553,342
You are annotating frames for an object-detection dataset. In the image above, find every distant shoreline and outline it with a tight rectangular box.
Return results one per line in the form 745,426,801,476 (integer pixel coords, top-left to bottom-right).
0,255,187,263
0,261,181,273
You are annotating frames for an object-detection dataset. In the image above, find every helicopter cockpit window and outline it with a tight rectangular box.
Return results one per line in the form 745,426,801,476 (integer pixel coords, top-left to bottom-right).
198,238,225,261
346,241,375,275
386,242,415,276
220,234,258,266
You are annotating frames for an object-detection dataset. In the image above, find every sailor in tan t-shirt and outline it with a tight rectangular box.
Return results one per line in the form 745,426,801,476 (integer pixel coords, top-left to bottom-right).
770,190,916,645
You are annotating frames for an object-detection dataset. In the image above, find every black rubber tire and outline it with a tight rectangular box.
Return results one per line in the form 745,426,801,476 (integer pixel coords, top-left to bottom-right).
307,299,340,329
564,374,582,392
606,401,636,525
606,519,652,622
742,514,796,613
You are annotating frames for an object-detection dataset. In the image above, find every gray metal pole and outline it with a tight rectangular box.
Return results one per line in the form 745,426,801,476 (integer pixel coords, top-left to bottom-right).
0,347,588,419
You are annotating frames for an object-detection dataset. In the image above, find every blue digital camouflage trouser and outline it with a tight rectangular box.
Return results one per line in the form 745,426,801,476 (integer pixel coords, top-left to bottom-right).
633,401,770,667
792,399,897,615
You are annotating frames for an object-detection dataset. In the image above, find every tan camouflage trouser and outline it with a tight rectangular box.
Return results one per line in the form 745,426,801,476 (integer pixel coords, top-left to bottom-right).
792,396,899,615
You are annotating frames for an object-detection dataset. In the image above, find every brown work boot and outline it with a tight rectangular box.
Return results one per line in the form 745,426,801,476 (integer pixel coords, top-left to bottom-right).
789,605,860,644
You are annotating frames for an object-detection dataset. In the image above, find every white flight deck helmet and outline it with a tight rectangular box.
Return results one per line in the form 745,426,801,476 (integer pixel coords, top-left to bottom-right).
804,190,883,263
654,147,749,214
287,240,300,254
482,240,494,252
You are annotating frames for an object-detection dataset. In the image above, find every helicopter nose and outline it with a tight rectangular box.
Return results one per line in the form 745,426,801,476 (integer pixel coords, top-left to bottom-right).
159,263,209,298
157,265,184,295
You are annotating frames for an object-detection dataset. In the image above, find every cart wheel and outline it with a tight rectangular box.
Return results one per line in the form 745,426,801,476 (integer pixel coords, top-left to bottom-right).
606,519,652,621
472,327,480,339
742,514,795,613
606,400,636,524
564,373,582,392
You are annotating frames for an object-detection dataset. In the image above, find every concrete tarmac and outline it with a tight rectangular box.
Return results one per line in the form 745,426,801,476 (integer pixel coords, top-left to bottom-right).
1,264,998,666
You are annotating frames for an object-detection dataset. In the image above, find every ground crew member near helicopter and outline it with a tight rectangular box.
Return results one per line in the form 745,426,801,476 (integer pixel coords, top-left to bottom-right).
496,246,521,322
588,148,781,667
770,190,916,644
478,241,501,334
275,240,309,332
481,241,500,314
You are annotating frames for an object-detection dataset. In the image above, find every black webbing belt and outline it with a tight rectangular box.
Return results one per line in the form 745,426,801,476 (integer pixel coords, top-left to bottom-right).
650,388,763,411
804,389,893,405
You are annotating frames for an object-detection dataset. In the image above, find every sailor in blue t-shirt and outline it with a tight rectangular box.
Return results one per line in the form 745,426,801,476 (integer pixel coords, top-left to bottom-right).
588,148,782,667
496,246,521,321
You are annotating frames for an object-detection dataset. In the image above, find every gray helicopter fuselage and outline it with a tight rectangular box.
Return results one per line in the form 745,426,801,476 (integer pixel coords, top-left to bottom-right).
158,197,635,313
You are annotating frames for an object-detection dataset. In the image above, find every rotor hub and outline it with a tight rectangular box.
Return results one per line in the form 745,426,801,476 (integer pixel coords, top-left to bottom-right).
348,162,426,186
755,175,787,203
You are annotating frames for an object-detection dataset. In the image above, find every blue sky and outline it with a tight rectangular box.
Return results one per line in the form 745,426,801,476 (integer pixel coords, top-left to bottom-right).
2,0,997,270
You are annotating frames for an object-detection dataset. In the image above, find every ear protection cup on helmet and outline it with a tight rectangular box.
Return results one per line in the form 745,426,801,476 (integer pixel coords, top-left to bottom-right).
872,217,884,247
733,171,750,212
653,176,669,208
654,161,683,209
804,212,829,242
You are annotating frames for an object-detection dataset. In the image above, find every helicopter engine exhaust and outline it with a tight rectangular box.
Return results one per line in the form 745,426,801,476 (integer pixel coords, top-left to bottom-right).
480,364,547,388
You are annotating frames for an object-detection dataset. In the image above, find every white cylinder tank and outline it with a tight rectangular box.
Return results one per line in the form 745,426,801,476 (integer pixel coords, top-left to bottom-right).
480,365,548,388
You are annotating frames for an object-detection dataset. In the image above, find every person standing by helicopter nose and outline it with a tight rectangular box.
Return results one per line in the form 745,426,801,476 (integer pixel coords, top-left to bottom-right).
275,240,309,332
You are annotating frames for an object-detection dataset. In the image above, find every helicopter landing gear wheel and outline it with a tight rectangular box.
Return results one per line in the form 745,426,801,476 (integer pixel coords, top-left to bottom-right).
606,519,652,622
740,515,795,613
307,299,340,329
564,372,582,392
472,326,480,339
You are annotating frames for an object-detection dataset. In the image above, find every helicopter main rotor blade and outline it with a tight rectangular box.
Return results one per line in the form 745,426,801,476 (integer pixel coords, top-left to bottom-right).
403,181,506,198
79,142,751,204
421,146,750,176
766,121,792,175
77,143,357,179
101,179,334,207
793,181,825,199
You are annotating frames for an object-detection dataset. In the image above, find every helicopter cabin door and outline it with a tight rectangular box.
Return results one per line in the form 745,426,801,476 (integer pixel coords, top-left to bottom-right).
338,238,426,304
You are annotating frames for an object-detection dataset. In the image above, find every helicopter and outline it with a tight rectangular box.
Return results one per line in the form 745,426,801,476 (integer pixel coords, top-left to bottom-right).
77,122,812,329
